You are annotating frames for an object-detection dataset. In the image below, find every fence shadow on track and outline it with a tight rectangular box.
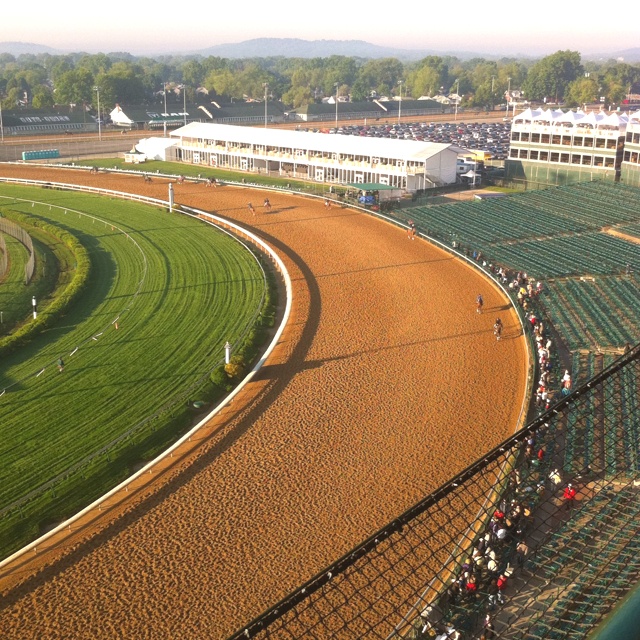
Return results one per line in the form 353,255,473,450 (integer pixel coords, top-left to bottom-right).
228,344,640,640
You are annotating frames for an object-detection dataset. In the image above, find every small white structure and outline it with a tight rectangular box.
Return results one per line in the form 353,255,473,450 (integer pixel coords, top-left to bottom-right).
110,104,135,128
131,137,179,161
167,123,458,192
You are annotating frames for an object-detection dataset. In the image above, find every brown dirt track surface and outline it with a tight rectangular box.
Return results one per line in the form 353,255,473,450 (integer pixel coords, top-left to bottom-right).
0,166,528,639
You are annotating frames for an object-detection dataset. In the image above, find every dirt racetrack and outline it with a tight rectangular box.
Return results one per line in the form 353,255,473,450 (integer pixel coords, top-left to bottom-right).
0,166,528,639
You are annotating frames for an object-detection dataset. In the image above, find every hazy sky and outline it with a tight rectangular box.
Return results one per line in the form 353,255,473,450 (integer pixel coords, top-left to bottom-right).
3,2,639,57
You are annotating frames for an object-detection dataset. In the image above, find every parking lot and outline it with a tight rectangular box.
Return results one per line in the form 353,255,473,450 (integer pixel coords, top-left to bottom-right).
301,119,512,160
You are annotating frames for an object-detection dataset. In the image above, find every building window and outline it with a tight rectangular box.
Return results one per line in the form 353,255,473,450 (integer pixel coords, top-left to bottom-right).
581,155,592,165
519,149,528,159
511,131,519,141
584,137,593,148
539,151,549,161
573,136,583,146
562,136,572,146
541,134,550,144
571,154,581,164
606,139,617,150
552,135,561,145
521,132,530,142
561,153,570,163
530,150,539,160
531,133,540,143
550,152,560,162
605,157,615,168
510,148,518,158
624,151,631,162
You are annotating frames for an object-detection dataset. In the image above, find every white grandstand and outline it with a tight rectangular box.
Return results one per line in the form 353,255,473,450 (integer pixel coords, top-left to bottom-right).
166,123,458,192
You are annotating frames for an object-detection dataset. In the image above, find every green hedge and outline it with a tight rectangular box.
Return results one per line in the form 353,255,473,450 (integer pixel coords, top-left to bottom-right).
0,210,90,357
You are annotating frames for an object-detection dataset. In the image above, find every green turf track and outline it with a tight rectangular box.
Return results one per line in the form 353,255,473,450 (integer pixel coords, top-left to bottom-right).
0,184,267,555
0,234,31,329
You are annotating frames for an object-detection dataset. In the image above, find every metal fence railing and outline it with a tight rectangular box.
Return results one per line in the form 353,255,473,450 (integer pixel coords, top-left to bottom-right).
0,217,35,284
0,233,7,279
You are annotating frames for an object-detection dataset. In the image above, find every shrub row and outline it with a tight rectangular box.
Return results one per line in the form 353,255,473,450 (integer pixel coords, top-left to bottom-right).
0,210,91,357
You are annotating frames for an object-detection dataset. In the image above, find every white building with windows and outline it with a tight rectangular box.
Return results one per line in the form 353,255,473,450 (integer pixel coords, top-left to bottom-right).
622,109,640,188
167,123,458,192
506,108,627,185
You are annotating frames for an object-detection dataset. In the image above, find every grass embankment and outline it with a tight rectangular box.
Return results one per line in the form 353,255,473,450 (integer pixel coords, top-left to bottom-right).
0,208,88,353
0,184,273,557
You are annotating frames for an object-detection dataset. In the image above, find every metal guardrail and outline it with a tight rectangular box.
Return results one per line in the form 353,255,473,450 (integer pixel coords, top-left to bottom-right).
0,177,293,572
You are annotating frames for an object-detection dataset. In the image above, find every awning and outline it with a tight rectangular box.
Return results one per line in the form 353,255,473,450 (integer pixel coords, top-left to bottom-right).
346,182,399,190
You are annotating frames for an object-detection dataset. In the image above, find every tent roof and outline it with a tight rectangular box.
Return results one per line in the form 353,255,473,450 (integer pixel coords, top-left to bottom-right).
513,107,631,131
170,122,455,162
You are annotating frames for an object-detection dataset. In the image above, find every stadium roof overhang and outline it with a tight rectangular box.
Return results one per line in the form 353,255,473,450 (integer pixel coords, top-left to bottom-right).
170,122,452,162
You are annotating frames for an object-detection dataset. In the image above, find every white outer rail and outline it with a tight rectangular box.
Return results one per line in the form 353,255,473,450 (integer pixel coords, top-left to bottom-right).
0,178,293,570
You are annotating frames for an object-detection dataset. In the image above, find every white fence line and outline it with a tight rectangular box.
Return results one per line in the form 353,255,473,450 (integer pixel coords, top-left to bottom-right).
0,178,293,571
0,217,36,284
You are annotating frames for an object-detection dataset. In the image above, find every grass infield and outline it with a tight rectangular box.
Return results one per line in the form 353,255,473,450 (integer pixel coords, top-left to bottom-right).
0,184,270,557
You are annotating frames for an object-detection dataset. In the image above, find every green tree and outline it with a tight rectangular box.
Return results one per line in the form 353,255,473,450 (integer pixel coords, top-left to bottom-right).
565,76,598,107
31,85,55,109
55,68,95,105
406,57,449,98
523,50,583,103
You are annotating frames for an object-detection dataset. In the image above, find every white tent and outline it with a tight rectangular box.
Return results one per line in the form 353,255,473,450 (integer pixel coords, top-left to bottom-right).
134,137,178,161
110,104,135,127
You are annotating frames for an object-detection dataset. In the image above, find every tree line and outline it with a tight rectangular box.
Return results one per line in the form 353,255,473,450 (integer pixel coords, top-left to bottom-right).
0,49,638,113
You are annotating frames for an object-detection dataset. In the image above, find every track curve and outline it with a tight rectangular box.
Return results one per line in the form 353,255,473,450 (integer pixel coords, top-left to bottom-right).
0,166,528,639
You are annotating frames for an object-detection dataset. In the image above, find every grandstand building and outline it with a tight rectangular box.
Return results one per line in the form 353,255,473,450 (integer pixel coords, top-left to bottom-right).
0,107,95,135
622,109,640,187
167,123,458,191
506,108,628,185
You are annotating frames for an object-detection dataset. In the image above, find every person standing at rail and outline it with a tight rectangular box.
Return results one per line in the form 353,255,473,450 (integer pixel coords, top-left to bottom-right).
476,293,484,314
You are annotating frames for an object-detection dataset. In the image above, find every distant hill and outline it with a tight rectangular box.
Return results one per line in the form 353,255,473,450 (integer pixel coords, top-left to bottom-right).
195,38,480,61
0,41,62,56
0,38,631,62
584,47,640,63
611,48,640,63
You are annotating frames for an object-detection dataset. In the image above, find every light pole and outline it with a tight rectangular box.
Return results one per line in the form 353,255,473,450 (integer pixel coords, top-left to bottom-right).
163,81,168,137
454,79,460,121
398,80,403,124
93,85,101,141
334,82,339,130
263,82,269,128
183,84,187,126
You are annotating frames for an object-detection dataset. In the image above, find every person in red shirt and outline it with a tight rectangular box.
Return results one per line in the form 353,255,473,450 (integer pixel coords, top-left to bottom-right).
496,574,508,604
563,483,577,511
